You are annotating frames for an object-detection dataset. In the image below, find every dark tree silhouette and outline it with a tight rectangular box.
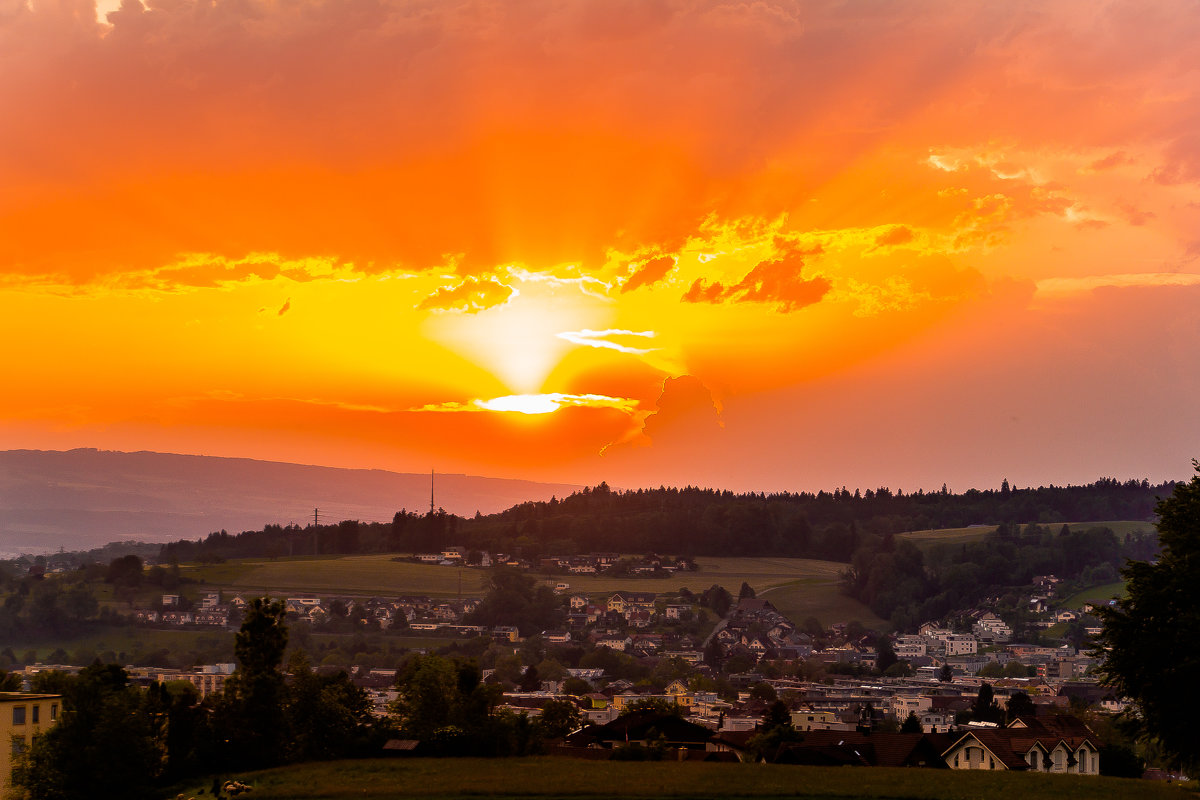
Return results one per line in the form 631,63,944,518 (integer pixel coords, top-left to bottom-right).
1097,461,1200,768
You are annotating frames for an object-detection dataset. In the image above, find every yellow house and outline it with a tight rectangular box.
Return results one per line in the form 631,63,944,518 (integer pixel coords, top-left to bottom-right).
664,680,694,708
1,693,62,799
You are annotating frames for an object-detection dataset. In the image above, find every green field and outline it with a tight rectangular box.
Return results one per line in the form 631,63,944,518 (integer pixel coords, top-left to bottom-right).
163,757,1189,800
1059,581,1127,609
181,554,886,628
899,520,1155,552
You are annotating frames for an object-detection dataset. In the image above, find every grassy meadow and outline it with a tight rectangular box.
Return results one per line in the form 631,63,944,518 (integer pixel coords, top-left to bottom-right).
1059,581,1127,609
898,520,1154,552
180,554,887,629
164,757,1192,800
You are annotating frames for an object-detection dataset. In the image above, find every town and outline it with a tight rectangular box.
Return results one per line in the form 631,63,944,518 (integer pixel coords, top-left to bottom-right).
1,542,1132,798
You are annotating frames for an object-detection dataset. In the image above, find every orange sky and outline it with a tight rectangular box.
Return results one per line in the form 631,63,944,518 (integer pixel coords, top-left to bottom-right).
3,0,1199,493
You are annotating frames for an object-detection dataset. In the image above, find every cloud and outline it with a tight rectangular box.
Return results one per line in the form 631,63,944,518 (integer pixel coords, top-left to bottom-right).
1086,151,1131,172
1151,135,1200,185
641,375,723,444
2,252,350,295
621,256,676,293
556,329,656,355
278,298,291,316
1035,272,1200,297
417,276,516,313
7,0,1199,286
682,250,831,312
413,392,640,416
872,226,914,249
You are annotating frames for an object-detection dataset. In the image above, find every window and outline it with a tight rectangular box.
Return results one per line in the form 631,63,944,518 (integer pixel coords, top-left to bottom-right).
11,737,26,756
12,706,25,725
32,705,39,724
50,703,58,721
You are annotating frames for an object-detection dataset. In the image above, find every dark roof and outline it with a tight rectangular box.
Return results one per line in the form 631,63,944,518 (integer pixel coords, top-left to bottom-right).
382,739,420,751
943,730,1034,770
710,730,757,751
1008,714,1096,747
734,598,778,614
789,731,949,768
565,711,714,747
611,591,657,603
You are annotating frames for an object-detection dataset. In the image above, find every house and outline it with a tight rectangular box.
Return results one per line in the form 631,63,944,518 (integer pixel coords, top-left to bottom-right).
973,613,1012,642
941,634,979,656
596,635,632,652
789,708,846,731
664,604,692,621
491,626,520,642
942,715,1099,774
1,693,61,799
894,635,927,659
563,710,714,751
606,591,657,615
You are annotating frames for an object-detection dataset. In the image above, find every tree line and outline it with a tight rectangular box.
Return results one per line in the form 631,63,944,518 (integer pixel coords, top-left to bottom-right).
158,477,1170,564
840,521,1159,630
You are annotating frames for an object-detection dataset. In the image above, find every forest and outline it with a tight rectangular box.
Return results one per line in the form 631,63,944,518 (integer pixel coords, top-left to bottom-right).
159,476,1166,565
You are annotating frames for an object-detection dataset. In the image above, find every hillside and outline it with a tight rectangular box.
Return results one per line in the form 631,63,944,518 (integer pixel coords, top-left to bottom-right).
0,449,580,556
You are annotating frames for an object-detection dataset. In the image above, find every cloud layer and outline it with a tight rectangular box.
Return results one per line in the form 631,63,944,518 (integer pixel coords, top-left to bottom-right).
2,0,1199,491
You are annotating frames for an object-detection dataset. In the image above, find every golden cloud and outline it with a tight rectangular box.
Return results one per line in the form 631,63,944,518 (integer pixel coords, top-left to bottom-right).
418,276,517,314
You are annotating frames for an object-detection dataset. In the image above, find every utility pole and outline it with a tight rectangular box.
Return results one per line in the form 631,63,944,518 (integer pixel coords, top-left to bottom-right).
430,469,435,515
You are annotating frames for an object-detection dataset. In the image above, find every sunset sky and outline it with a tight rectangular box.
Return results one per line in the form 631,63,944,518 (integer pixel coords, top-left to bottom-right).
3,0,1199,493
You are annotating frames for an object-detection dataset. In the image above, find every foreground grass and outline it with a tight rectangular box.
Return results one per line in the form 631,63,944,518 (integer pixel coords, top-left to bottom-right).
165,757,1191,800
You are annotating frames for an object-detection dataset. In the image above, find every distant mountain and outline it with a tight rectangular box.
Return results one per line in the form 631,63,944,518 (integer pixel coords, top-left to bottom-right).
0,449,581,556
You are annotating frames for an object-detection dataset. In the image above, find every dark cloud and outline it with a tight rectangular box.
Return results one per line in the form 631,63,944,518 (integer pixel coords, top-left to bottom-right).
641,374,722,445
621,256,676,293
1089,151,1130,171
1151,135,1200,185
873,225,914,248
682,251,831,312
1120,205,1156,227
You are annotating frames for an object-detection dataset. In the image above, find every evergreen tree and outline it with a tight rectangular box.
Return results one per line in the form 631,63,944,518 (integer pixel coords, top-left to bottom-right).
221,597,289,768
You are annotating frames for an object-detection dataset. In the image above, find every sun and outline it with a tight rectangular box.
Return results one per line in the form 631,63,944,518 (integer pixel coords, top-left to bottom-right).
422,275,614,394
475,394,563,415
